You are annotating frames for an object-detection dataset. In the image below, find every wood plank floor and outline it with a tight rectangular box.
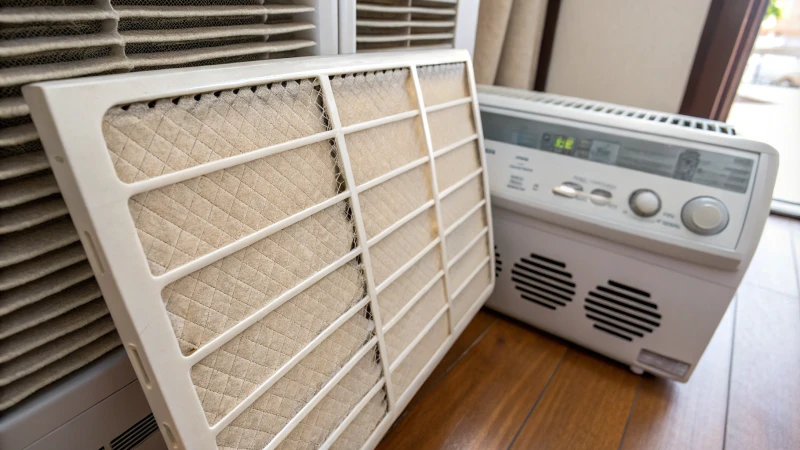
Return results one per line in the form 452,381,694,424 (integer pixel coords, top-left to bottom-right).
378,215,800,450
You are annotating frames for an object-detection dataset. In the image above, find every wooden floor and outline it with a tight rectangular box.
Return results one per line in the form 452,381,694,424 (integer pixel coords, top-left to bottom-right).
378,215,800,450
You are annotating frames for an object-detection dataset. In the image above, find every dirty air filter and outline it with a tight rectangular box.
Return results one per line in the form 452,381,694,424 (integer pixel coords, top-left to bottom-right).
24,50,494,449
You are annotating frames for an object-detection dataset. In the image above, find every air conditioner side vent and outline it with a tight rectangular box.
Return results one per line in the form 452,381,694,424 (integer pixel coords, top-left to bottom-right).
584,280,660,342
512,253,575,310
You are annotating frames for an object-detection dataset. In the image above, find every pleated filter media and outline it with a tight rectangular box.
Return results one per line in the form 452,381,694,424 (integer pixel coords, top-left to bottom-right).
24,50,494,449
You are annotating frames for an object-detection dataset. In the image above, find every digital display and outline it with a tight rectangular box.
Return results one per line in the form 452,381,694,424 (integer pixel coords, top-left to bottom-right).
480,111,755,193
554,136,575,150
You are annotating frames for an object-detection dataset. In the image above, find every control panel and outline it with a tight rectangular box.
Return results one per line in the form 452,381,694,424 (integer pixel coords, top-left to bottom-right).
481,109,759,251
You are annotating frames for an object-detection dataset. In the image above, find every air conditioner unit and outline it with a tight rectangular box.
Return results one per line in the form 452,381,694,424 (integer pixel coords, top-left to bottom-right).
1,2,334,448
24,50,493,449
338,0,480,55
0,349,164,450
478,85,778,382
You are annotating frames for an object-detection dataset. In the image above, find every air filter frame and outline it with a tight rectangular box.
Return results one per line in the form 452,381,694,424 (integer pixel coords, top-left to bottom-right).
23,50,494,449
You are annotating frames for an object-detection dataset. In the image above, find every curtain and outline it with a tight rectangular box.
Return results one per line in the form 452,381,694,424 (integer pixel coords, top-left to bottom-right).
473,0,549,89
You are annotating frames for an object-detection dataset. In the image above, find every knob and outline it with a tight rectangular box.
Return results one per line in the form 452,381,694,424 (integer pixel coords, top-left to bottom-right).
629,189,661,217
682,197,729,235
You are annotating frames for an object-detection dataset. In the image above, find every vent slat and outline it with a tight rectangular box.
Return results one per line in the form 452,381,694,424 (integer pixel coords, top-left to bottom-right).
518,288,567,308
0,316,115,385
0,97,30,119
356,19,456,28
0,331,121,411
588,291,660,319
608,279,651,298
0,217,80,269
511,270,574,296
526,252,567,268
110,412,159,450
126,40,316,68
513,280,571,303
0,123,38,147
0,172,59,208
0,151,49,181
0,299,109,363
120,23,316,44
0,56,132,88
115,4,315,18
0,281,102,339
356,32,455,43
356,4,456,15
586,314,644,338
584,298,660,328
0,6,116,24
518,257,572,280
596,286,656,309
0,196,69,234
0,244,87,293
0,32,122,58
584,305,653,332
513,261,575,288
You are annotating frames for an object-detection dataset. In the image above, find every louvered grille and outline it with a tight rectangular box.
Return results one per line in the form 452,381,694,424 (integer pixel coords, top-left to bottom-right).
478,86,737,136
0,0,325,412
355,0,458,52
109,413,159,450
584,280,661,341
511,253,575,310
494,246,502,277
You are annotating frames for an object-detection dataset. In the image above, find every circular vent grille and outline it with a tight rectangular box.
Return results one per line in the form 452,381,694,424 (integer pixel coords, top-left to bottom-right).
511,253,575,310
585,280,661,341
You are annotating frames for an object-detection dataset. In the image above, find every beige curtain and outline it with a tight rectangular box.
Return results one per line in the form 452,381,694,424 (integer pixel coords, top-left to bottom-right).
473,0,549,89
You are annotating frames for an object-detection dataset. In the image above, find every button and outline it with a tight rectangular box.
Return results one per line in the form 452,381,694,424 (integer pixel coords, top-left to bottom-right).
681,196,729,235
590,189,612,205
552,185,578,198
562,181,583,191
629,189,661,217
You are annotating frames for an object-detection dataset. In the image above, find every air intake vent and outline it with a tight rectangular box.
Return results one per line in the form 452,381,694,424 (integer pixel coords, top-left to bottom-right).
354,0,459,52
477,86,737,136
110,412,158,450
584,280,660,341
494,246,502,277
511,253,575,310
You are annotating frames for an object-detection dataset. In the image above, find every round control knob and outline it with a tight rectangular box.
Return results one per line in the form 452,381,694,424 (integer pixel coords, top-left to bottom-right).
681,197,729,235
629,189,661,217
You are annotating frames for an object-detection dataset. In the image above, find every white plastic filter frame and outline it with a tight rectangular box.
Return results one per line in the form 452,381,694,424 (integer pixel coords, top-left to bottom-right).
23,50,494,450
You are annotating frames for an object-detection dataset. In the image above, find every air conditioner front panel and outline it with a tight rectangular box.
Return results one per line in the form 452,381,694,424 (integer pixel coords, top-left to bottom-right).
24,50,494,450
488,208,733,381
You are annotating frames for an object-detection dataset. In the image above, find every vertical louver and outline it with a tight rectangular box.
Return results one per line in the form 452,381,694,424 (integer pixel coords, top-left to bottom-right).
0,0,327,412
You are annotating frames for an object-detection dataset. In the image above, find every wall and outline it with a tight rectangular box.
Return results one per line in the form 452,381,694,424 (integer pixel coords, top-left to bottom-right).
545,0,713,113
